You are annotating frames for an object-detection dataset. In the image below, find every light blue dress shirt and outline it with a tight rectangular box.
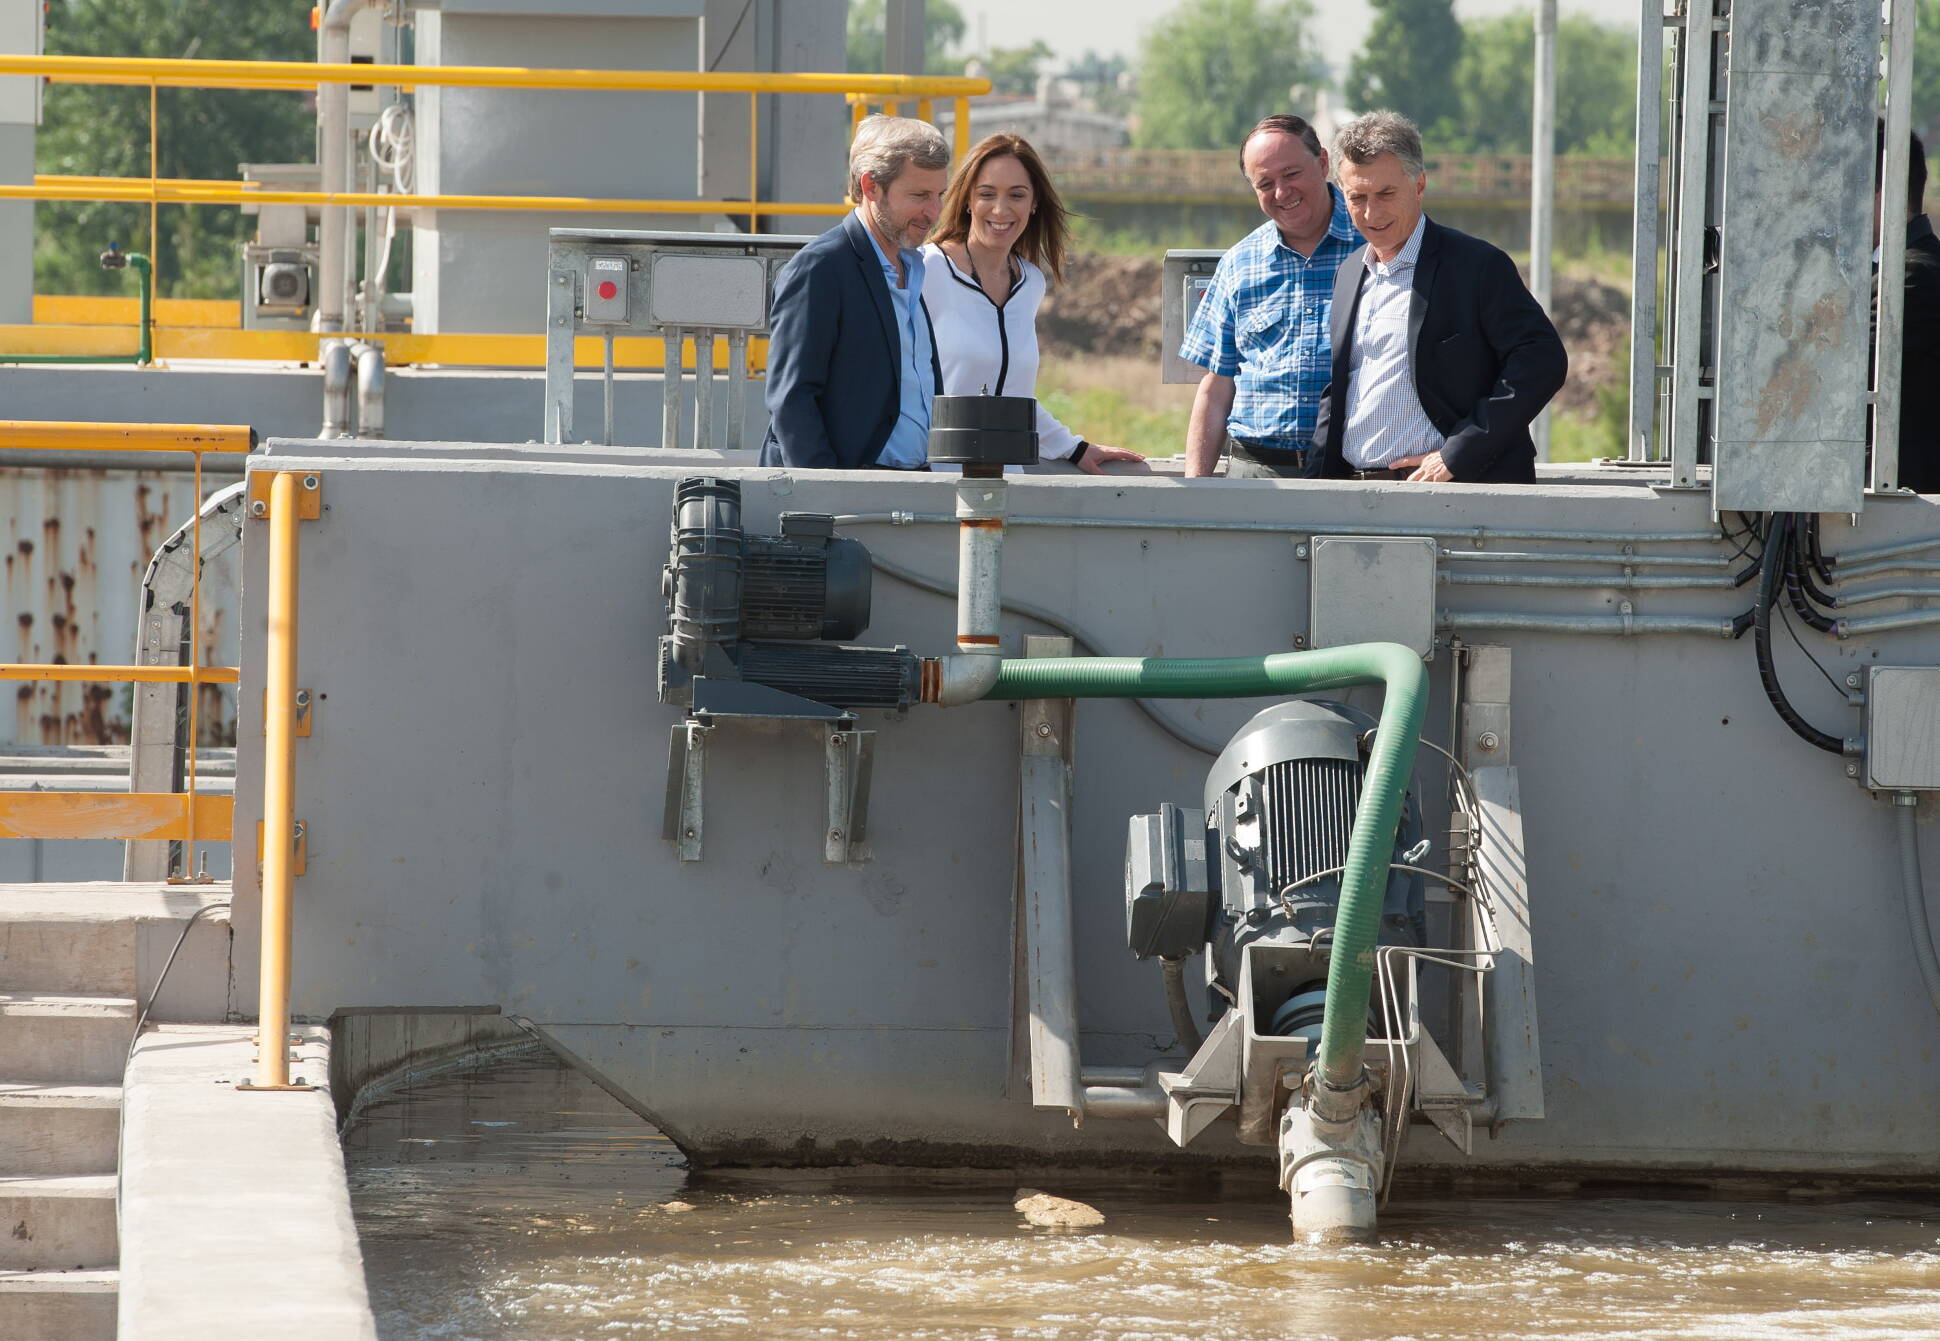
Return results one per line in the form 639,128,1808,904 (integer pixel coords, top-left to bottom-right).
860,213,934,468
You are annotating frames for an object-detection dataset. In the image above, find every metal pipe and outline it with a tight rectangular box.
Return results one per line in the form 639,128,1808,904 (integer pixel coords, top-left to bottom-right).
1441,571,1736,590
954,477,1006,652
255,471,300,1089
0,52,992,98
1530,0,1556,462
351,340,385,439
1626,0,1665,461
316,0,375,334
1825,534,1940,568
1834,607,1940,637
320,339,352,438
1876,0,1918,492
0,421,252,453
1893,794,1940,1021
0,664,238,684
1439,549,1728,567
1830,583,1940,608
832,512,1726,545
1438,611,1740,637
1826,558,1940,581
1080,1085,1165,1119
0,451,247,474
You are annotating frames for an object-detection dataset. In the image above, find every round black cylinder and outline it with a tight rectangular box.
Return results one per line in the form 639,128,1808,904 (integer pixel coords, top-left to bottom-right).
927,393,1040,468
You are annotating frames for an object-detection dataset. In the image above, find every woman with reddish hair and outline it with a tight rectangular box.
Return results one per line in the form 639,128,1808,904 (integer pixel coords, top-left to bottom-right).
923,133,1146,474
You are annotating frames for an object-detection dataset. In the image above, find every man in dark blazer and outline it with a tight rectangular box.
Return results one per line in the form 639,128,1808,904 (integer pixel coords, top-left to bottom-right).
760,116,949,470
1307,111,1566,484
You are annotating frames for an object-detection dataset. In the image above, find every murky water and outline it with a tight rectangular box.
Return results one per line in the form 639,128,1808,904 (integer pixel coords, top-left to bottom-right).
345,1056,1940,1340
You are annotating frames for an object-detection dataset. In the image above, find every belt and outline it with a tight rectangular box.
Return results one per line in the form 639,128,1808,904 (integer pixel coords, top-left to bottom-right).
881,463,933,472
1349,466,1412,480
1229,438,1307,466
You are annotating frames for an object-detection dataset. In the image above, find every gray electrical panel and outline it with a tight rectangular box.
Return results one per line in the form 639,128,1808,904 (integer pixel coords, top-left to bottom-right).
1308,535,1438,661
1710,0,1877,514
1160,249,1225,385
1865,666,1940,790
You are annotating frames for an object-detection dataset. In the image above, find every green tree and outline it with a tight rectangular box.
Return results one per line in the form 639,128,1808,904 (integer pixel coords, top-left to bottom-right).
1442,13,1635,157
846,0,968,75
36,0,317,299
986,39,1055,97
1911,0,1940,153
1346,0,1463,134
1132,0,1325,151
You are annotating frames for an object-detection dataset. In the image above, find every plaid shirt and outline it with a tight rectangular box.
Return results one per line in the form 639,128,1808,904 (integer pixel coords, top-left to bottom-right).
1178,185,1362,449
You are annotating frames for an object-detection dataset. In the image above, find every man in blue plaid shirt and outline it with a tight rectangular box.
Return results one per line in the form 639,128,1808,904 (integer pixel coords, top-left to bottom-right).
1180,114,1362,478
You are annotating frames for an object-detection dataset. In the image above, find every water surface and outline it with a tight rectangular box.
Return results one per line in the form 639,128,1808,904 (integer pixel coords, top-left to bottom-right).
345,1057,1940,1340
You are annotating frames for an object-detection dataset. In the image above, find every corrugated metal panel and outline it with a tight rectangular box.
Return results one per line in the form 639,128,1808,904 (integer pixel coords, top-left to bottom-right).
2,468,238,747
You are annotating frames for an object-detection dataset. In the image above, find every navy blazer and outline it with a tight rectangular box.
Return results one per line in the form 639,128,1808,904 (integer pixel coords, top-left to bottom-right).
1308,218,1567,483
760,212,943,469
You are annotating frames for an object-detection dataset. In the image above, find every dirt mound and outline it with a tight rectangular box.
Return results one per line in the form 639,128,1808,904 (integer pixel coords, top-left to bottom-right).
1042,251,1629,419
1039,253,1164,359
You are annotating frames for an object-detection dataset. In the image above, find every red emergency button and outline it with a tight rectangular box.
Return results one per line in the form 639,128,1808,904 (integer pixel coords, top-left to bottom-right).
597,280,618,300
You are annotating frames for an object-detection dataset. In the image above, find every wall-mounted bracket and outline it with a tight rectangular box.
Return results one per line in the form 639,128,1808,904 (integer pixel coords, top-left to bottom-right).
262,688,313,737
247,469,323,520
825,727,875,864
663,720,711,863
255,818,307,877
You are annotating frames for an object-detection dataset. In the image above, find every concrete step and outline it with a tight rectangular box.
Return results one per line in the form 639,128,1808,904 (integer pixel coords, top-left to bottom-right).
0,883,232,1020
0,1175,118,1271
0,995,134,1086
0,1268,118,1341
0,1085,120,1177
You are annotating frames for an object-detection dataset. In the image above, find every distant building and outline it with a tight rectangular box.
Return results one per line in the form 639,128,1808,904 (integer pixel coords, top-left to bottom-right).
932,74,1129,155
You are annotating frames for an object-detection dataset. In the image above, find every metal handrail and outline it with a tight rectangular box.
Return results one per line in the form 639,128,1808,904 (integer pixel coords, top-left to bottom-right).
0,52,985,361
0,422,252,857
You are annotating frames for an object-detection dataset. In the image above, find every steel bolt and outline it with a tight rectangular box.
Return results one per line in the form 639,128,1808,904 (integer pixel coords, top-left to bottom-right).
250,500,267,517
1846,762,1860,778
829,829,843,841
1846,672,1862,689
294,690,311,707
1294,543,1309,559
302,475,319,491
683,827,696,839
1477,731,1501,753
1293,634,1307,648
1034,722,1053,738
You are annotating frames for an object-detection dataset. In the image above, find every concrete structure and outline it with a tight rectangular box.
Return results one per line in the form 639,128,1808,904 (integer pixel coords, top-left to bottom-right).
119,1024,376,1341
217,440,1940,1180
0,882,233,1339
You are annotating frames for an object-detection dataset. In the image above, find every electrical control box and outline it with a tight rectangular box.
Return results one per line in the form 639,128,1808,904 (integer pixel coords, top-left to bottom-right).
1308,535,1438,661
1160,250,1225,384
1865,666,1940,790
584,255,631,324
1125,803,1216,959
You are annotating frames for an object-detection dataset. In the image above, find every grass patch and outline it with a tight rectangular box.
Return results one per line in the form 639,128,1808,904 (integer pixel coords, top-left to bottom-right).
1036,354,1195,457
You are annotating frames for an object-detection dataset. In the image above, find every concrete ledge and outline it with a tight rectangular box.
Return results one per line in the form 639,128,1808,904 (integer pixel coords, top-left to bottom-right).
118,1025,375,1341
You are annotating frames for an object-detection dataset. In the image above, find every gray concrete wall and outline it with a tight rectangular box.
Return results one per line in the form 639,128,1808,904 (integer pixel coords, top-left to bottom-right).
220,445,1940,1179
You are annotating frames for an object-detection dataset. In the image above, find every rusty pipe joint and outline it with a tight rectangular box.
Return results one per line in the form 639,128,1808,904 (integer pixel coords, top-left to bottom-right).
954,475,1007,652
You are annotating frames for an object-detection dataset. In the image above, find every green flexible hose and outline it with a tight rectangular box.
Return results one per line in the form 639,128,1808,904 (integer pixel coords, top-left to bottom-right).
984,642,1429,1092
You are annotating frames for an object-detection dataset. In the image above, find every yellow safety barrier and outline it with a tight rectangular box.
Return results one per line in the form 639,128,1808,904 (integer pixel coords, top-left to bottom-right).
0,421,251,856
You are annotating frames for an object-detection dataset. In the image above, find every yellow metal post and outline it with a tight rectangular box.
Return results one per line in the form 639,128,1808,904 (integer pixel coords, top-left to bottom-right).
252,471,300,1090
748,91,759,234
953,98,970,159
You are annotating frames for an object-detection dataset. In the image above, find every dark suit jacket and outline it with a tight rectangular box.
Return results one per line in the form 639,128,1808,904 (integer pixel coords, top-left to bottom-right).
1898,215,1940,493
1308,218,1567,483
760,212,942,469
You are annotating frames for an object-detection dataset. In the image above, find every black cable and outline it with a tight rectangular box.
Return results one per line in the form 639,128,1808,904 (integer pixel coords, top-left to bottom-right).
1783,515,1839,633
1804,513,1835,585
1777,587,1848,698
1751,515,1845,754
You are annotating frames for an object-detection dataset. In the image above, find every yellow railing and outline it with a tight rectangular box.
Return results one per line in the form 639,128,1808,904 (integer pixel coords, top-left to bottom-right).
0,421,252,853
0,54,986,367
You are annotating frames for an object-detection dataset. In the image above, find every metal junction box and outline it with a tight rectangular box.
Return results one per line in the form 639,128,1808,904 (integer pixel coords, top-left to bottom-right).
1161,250,1226,384
1864,666,1940,790
1308,535,1438,661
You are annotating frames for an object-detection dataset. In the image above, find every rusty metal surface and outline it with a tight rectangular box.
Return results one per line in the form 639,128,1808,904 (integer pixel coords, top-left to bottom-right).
2,467,239,747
